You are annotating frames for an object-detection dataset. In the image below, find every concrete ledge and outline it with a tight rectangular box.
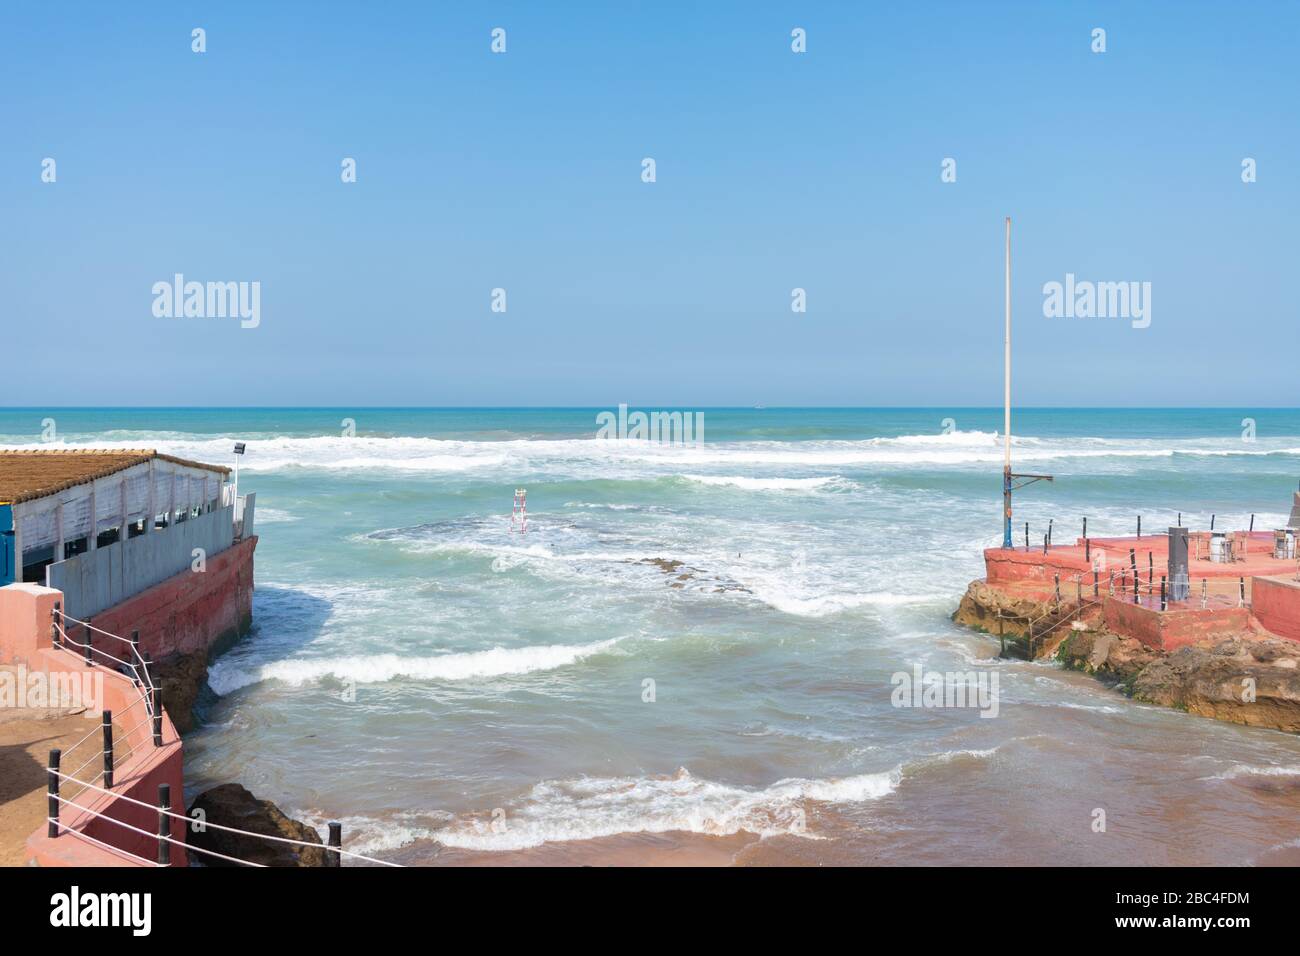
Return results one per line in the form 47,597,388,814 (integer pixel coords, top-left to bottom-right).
1103,597,1251,651
1251,575,1300,643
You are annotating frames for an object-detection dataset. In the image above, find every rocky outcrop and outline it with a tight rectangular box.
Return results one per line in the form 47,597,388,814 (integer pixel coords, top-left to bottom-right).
187,784,331,867
1053,628,1161,688
953,581,1062,637
152,650,209,734
1127,637,1300,732
1055,618,1300,732
952,580,1096,659
958,579,1300,733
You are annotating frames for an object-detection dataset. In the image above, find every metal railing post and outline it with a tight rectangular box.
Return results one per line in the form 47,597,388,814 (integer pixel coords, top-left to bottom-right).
328,822,343,867
83,625,93,666
48,749,61,838
102,710,114,789
152,686,164,747
51,601,62,649
157,784,171,866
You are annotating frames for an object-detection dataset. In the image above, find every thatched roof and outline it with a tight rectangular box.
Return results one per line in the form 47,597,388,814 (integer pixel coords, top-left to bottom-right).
0,450,230,505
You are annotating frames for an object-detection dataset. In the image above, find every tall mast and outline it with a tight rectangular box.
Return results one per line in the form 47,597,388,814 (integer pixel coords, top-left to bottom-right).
1000,216,1052,550
1002,217,1013,548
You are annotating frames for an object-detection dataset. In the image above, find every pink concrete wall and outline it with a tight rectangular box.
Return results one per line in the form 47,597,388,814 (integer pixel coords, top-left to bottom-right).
0,584,188,867
1250,575,1300,643
90,536,256,660
1103,596,1251,651
983,548,1092,591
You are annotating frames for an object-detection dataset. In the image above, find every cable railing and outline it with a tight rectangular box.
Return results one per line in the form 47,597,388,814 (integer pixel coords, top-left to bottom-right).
40,608,404,868
51,604,157,706
47,771,403,867
991,571,1103,658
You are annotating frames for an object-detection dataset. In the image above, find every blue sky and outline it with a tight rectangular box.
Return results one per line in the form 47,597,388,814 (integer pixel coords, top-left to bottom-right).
2,2,1296,406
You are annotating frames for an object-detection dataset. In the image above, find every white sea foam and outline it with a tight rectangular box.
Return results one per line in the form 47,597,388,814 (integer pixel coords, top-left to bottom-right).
294,811,446,858
1206,764,1300,782
254,507,300,524
431,766,901,851
206,638,622,694
678,474,852,491
8,432,1298,476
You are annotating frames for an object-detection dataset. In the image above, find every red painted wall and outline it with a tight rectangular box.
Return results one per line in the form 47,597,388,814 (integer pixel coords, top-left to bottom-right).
90,536,256,660
983,547,1092,592
1251,575,1300,643
1102,597,1251,651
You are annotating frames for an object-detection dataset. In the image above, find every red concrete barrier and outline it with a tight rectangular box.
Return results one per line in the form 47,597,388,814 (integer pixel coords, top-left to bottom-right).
91,536,256,660
1250,575,1300,643
1103,596,1251,651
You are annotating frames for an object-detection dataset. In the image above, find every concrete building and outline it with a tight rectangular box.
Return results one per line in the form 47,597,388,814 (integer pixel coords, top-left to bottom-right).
0,449,254,618
0,450,260,866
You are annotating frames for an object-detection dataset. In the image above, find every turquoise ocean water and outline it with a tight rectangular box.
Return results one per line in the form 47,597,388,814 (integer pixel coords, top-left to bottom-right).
3,408,1299,865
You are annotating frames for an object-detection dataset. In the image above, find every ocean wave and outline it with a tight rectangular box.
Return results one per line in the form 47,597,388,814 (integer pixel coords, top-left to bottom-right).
678,474,853,491
254,507,300,524
8,432,1298,475
206,638,622,694
430,765,902,851
1205,764,1300,782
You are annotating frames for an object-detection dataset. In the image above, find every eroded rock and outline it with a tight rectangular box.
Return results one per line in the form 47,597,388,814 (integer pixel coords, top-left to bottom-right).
187,783,330,867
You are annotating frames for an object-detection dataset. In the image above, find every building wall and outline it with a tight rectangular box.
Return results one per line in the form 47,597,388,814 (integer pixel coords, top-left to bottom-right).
1250,575,1300,643
48,505,235,620
1102,597,1251,651
89,535,256,660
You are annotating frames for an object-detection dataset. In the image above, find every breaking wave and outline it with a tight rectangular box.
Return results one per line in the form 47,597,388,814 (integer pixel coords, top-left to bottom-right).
9,431,1299,477
206,638,622,694
431,766,903,851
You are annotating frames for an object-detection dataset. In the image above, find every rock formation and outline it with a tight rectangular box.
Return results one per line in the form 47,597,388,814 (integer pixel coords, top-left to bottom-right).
187,783,332,867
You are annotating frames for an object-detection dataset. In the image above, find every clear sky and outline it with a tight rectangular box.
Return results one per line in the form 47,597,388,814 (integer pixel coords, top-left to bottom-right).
2,2,1296,407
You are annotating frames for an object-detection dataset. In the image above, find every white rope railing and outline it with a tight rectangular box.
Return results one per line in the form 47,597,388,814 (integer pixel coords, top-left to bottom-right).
49,792,263,867
45,610,402,868
49,772,403,867
56,817,163,868
53,613,156,699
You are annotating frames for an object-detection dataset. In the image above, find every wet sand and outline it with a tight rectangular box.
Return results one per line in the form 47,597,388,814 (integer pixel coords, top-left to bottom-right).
394,830,757,866
0,710,100,867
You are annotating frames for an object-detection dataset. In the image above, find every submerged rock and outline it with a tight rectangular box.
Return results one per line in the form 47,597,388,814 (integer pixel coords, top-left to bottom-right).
633,557,752,594
187,784,330,867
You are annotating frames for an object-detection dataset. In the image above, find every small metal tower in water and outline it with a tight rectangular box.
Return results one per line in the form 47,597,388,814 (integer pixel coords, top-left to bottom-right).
511,488,527,534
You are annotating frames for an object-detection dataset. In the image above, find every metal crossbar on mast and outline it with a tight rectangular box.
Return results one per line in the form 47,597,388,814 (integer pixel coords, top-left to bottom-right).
1002,216,1052,549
